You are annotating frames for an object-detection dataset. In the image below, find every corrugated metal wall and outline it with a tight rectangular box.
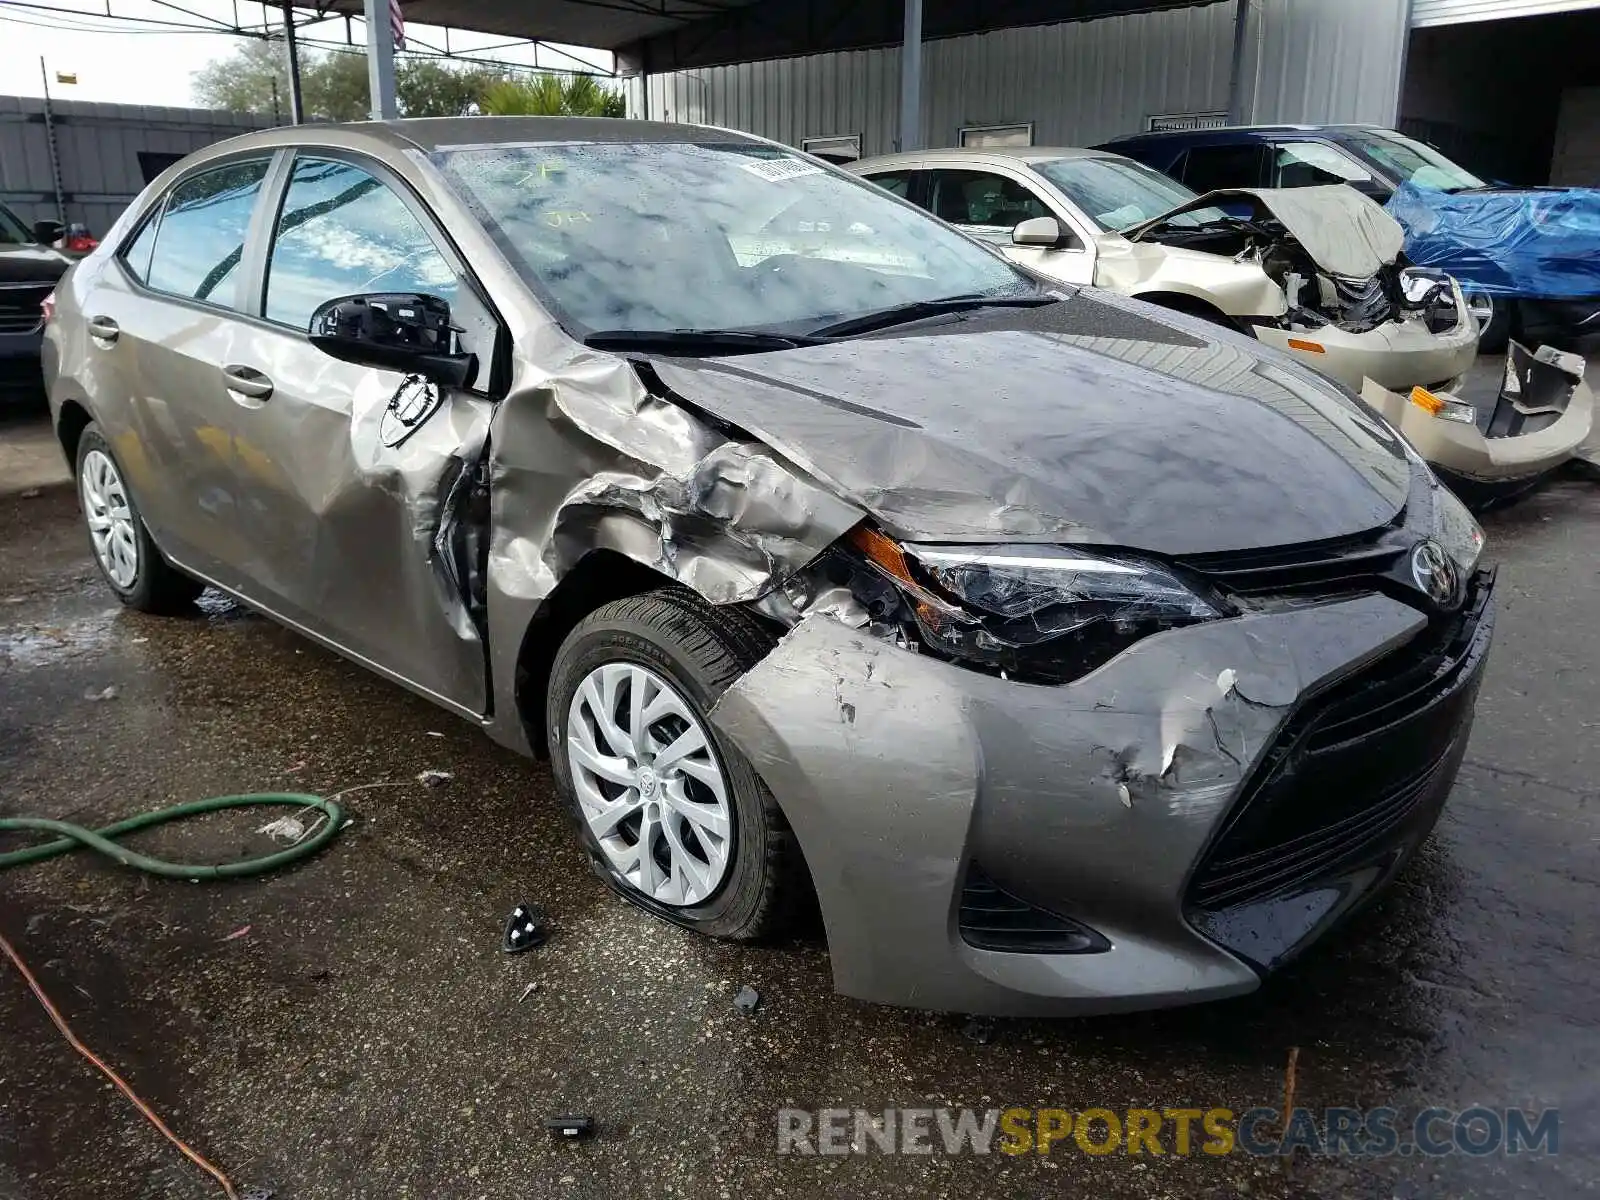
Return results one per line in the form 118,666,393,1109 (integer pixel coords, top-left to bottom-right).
0,95,275,233
1242,0,1409,126
1411,0,1600,27
634,0,1410,153
639,3,1235,153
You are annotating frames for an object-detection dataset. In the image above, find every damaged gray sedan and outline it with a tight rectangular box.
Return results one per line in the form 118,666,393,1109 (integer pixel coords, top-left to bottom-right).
44,119,1495,1016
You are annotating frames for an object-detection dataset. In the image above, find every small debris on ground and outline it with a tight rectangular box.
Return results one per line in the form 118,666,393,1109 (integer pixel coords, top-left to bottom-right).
961,1016,996,1044
503,902,550,953
257,815,307,842
733,985,761,1016
416,769,453,787
18,488,40,499
425,730,445,738
546,1115,595,1140
83,685,119,702
219,925,252,943
518,981,540,1003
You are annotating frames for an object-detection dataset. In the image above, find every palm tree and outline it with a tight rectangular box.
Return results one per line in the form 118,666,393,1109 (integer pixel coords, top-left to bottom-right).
478,73,626,117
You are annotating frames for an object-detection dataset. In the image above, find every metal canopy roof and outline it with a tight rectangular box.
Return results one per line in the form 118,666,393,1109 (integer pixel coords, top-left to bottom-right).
308,0,1213,67
307,0,766,50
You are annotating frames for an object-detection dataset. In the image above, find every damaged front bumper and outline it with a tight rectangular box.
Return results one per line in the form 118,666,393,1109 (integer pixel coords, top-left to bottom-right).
1257,295,1479,394
710,577,1494,1016
1361,342,1595,491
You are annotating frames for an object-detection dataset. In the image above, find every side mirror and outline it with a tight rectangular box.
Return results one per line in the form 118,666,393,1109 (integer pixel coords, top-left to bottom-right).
308,293,476,388
33,219,64,246
1012,216,1068,248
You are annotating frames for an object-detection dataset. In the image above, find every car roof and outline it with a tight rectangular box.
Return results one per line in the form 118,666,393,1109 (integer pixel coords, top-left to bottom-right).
1106,123,1389,145
176,116,761,161
855,146,1125,169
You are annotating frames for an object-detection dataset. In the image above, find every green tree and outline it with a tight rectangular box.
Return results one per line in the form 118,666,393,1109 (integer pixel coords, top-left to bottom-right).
478,73,626,117
192,40,509,120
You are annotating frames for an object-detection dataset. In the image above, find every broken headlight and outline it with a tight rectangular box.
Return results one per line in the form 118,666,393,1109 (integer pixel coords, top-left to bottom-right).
1429,481,1485,576
840,527,1226,684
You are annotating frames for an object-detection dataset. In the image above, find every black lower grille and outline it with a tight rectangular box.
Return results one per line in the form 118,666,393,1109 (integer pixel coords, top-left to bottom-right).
959,865,1109,954
1187,574,1492,914
0,284,49,334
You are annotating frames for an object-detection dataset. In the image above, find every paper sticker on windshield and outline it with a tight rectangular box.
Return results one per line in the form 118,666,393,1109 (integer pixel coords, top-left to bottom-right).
741,157,825,183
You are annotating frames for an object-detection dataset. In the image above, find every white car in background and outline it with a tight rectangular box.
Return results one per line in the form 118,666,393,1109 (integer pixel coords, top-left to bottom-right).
851,146,1479,395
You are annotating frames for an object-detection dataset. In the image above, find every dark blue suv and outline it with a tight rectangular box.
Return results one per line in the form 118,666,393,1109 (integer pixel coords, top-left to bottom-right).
1103,125,1600,351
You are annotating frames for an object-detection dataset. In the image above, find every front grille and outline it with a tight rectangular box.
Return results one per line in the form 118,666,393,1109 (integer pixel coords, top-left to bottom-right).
1186,575,1491,915
958,864,1109,954
1333,274,1396,333
0,284,50,334
1177,528,1405,599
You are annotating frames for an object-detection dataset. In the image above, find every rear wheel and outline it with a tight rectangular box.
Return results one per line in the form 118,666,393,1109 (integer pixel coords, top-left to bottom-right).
75,424,202,614
547,588,807,940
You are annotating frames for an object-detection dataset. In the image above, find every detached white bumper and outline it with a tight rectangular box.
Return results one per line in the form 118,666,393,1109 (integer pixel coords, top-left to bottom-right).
1256,284,1479,393
1362,345,1593,484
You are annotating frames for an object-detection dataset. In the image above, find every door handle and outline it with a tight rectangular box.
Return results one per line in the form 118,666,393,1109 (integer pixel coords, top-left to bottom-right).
87,315,119,343
221,364,274,401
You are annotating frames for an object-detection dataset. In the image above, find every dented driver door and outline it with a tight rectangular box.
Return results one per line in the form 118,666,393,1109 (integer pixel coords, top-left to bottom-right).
210,152,499,716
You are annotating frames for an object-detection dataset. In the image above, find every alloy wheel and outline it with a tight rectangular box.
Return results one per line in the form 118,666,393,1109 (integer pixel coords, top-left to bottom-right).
566,662,733,907
80,448,139,590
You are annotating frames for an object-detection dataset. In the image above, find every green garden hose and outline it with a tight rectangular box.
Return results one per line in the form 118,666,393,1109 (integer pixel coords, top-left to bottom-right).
0,793,344,879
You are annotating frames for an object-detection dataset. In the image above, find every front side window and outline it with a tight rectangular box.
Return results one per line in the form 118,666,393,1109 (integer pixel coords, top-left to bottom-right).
433,141,1032,336
145,158,271,309
264,156,458,331
1179,144,1265,193
1271,142,1375,188
1032,156,1221,231
1340,130,1486,192
927,169,1050,234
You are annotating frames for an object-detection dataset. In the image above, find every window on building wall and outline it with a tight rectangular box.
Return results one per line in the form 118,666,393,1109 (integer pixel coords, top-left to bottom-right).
959,123,1034,149
1146,112,1227,132
802,135,862,164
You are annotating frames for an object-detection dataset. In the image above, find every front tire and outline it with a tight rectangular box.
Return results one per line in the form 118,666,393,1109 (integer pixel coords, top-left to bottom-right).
75,423,202,614
547,588,807,941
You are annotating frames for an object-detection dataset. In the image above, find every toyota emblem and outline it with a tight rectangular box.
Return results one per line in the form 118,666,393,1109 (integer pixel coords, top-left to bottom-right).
1410,540,1460,608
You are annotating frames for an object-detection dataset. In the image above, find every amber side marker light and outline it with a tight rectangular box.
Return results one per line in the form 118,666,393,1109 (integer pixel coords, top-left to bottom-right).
1286,338,1326,354
848,524,915,584
1409,385,1447,416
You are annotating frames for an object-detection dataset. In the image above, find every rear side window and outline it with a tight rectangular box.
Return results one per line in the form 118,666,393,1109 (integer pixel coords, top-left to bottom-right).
120,214,159,283
145,159,271,308
863,171,914,198
263,156,457,332
1178,144,1265,193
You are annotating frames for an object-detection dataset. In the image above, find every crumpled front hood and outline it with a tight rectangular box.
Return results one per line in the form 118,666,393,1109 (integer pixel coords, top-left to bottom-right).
1124,185,1406,279
648,290,1412,556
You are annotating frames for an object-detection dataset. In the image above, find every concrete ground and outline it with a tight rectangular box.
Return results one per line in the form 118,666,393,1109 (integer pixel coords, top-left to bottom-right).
1,386,1597,1199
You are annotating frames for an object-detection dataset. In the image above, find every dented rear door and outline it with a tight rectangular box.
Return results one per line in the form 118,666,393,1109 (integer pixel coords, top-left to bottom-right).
212,151,498,715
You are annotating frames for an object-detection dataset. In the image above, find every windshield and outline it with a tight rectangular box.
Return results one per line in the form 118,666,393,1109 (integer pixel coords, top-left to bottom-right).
1341,130,1485,192
0,203,34,245
433,141,1036,335
1031,156,1229,231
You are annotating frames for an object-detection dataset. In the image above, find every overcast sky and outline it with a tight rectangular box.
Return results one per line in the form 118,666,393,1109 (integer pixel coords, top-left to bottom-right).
0,0,613,109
